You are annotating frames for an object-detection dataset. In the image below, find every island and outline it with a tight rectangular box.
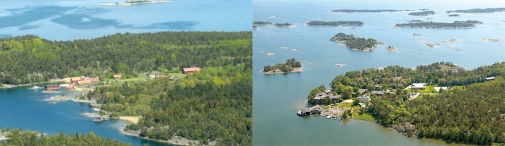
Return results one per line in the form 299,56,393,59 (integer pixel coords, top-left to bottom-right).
446,8,505,13
442,39,460,42
330,33,382,51
482,37,503,42
383,46,398,52
330,9,411,13
448,14,460,17
1,128,129,145
395,20,483,29
412,33,424,36
253,21,273,27
306,21,364,26
100,0,169,6
302,61,505,145
408,11,435,16
263,58,302,74
274,23,294,28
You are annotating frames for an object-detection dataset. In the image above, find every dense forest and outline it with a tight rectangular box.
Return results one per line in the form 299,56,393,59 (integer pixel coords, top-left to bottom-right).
317,62,505,145
0,31,251,85
446,8,505,13
408,11,435,16
395,20,481,28
306,21,364,26
330,33,380,51
0,128,129,146
263,58,301,73
330,9,410,13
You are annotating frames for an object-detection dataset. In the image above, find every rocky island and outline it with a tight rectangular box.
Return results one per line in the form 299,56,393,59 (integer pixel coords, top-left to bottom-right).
330,33,382,51
306,21,364,26
263,58,302,74
395,20,483,29
383,46,398,52
446,8,505,14
274,23,294,28
408,11,435,16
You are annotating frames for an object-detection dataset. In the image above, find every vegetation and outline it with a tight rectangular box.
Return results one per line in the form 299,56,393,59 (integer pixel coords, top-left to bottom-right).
253,21,272,26
0,31,251,85
330,9,410,13
0,128,129,146
330,33,380,51
274,23,293,28
395,20,482,28
446,8,505,13
306,21,364,26
448,14,460,17
408,11,435,16
263,58,301,74
312,61,505,145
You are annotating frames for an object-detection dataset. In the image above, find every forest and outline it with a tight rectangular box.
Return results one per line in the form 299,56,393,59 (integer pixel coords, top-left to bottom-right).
395,21,480,28
408,11,435,16
0,128,129,146
330,9,409,13
0,31,251,85
330,33,380,51
263,58,301,73
446,8,505,13
306,21,364,26
317,62,505,145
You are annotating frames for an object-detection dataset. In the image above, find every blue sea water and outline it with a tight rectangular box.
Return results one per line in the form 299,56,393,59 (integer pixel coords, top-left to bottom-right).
253,0,505,145
0,0,252,40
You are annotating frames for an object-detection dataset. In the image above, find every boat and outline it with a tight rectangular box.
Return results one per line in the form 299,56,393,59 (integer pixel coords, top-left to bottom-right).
266,52,274,56
93,117,103,122
29,86,41,90
326,115,332,119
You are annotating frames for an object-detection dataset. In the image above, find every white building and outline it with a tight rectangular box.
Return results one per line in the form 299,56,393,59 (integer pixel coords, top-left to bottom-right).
412,83,426,89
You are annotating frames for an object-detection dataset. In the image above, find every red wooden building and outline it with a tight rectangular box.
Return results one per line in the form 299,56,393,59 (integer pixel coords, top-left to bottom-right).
45,85,60,90
183,67,201,74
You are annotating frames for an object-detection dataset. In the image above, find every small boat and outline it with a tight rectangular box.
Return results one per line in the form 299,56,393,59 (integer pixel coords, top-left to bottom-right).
326,115,332,119
93,116,103,122
29,86,41,90
266,52,274,56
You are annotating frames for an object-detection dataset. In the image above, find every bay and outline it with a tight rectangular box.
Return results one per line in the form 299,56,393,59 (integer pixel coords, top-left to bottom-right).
253,0,505,145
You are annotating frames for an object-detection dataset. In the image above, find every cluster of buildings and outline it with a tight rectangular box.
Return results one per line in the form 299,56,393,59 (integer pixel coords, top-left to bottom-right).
71,76,100,86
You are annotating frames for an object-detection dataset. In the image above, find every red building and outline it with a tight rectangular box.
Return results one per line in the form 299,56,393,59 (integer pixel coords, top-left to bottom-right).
70,77,82,85
113,74,122,79
45,85,60,90
183,67,201,74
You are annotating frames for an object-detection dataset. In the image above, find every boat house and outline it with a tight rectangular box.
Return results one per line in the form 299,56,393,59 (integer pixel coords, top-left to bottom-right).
45,85,60,90
297,109,311,116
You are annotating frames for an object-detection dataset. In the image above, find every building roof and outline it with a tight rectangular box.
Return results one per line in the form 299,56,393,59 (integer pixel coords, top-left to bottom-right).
183,67,201,72
113,74,122,78
412,83,426,88
358,95,370,99
371,91,384,95
486,77,496,80
358,89,368,94
301,108,310,113
78,80,92,84
329,94,341,99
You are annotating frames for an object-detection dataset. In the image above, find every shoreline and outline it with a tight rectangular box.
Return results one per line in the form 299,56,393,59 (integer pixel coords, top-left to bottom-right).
118,125,209,145
263,67,303,75
0,77,72,89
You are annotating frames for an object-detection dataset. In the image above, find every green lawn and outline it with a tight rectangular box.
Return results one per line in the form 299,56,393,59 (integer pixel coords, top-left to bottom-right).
353,112,376,122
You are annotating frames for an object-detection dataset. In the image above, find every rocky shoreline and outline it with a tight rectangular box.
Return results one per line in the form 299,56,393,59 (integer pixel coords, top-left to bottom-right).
263,67,302,75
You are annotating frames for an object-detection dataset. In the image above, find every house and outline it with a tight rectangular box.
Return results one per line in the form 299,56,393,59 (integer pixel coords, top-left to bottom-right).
313,92,328,104
375,84,382,90
88,77,100,84
183,67,201,74
358,89,368,95
370,91,385,96
328,94,341,102
412,83,426,89
77,80,92,86
358,103,366,108
358,95,371,103
486,77,495,81
149,75,155,79
155,74,167,79
113,74,122,79
434,87,448,92
70,77,82,85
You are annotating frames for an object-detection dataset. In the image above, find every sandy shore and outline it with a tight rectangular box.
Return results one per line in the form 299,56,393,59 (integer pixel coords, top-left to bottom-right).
119,116,142,124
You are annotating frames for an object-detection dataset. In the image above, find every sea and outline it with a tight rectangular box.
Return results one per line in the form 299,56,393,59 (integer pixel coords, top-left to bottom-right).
0,0,251,145
253,0,504,145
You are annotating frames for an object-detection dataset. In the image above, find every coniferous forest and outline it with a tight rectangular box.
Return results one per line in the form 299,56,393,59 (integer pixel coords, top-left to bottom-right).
0,128,129,146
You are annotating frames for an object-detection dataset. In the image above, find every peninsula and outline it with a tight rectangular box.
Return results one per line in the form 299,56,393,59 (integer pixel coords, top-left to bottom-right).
306,21,364,26
263,58,302,74
303,61,505,145
330,33,382,51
